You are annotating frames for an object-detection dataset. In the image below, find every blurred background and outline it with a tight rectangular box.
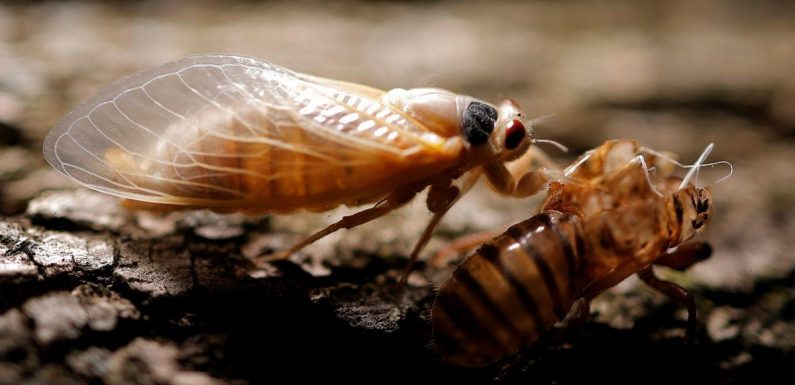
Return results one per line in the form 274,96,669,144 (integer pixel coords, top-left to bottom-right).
1,1,794,384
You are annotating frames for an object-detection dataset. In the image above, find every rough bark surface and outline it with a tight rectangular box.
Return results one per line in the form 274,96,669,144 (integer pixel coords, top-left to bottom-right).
1,1,794,384
3,189,794,385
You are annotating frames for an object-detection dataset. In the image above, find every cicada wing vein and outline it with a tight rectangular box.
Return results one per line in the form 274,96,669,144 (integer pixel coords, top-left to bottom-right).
43,54,459,210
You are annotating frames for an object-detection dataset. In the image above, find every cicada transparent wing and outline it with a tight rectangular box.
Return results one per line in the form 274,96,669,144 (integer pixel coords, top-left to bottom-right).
44,55,460,210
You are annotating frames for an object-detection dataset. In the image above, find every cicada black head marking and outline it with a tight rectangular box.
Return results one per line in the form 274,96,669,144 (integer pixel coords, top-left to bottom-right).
461,101,497,146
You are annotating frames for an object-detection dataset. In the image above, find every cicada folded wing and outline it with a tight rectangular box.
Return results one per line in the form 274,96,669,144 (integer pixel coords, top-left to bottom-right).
44,55,460,211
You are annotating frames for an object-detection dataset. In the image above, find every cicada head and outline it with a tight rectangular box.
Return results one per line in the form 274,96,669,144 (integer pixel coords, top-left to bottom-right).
457,97,540,165
490,99,534,162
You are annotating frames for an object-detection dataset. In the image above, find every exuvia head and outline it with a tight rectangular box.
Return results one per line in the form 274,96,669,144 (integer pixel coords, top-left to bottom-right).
671,185,712,244
666,143,725,244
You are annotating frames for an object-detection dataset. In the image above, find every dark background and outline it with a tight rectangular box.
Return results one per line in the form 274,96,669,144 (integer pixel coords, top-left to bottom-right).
0,1,793,384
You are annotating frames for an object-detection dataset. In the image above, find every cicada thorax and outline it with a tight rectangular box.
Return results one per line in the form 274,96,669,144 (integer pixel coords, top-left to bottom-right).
385,88,536,160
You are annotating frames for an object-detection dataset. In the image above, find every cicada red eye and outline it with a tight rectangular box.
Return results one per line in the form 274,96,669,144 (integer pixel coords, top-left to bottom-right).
504,119,526,150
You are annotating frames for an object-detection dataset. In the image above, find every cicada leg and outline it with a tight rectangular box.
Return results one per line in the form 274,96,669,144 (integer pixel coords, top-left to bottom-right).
637,266,698,344
399,170,482,287
655,241,712,271
265,188,418,261
486,146,558,198
636,241,711,343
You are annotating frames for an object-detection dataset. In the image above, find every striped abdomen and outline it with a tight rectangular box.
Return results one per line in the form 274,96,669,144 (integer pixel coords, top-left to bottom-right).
431,211,585,367
123,100,460,212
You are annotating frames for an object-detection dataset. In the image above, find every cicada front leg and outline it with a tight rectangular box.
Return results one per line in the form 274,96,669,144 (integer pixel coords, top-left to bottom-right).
655,241,712,271
429,147,562,270
486,146,559,198
638,240,712,344
637,266,699,344
399,170,483,286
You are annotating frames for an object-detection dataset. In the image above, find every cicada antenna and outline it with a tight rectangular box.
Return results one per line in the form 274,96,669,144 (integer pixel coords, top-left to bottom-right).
679,143,714,190
533,138,569,153
529,113,569,153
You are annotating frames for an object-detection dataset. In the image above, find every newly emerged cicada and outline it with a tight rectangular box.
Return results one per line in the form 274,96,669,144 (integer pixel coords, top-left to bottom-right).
432,139,729,367
43,54,561,266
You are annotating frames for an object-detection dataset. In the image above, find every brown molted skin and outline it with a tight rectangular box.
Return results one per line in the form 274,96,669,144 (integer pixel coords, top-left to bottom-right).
432,139,712,367
432,211,584,367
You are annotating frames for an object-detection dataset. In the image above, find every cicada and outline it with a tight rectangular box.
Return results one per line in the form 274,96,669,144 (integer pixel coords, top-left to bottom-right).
43,54,558,266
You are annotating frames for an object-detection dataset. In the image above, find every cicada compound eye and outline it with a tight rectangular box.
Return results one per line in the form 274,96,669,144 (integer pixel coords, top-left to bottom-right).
504,119,526,150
